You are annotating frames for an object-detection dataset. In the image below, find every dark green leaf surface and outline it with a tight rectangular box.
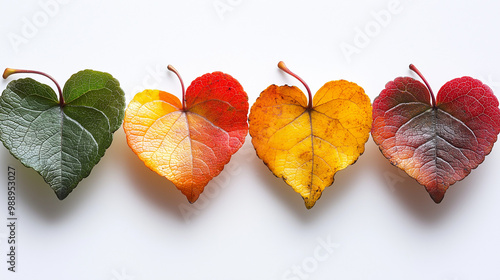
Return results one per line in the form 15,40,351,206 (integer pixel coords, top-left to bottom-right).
0,70,125,199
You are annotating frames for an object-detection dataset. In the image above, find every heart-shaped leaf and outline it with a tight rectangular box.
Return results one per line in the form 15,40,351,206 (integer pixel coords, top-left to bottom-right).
123,65,248,203
249,62,372,209
372,64,500,203
0,68,125,199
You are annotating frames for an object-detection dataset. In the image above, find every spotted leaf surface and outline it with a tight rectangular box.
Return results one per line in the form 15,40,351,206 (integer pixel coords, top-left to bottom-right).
249,80,372,209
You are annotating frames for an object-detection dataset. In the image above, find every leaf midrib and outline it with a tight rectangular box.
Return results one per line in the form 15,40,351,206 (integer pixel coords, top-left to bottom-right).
307,109,315,194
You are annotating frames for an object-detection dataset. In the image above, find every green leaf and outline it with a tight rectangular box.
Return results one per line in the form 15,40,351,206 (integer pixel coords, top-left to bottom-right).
0,70,125,199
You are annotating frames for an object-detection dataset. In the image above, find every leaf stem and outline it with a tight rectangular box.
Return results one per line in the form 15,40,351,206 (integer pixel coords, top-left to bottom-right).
167,65,186,111
409,64,436,107
3,68,64,106
278,61,313,110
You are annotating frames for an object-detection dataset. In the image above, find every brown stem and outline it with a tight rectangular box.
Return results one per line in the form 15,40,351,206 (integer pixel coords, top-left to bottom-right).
409,64,436,107
278,61,313,110
3,68,64,106
167,65,186,111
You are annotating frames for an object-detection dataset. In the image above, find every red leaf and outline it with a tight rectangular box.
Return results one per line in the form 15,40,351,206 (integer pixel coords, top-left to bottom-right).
372,66,500,203
123,70,248,203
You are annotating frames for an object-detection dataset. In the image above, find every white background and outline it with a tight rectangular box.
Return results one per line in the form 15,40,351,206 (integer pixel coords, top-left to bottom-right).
1,0,500,279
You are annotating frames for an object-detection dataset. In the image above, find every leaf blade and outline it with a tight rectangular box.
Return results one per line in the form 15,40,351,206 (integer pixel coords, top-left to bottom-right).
372,76,500,202
249,81,372,209
123,72,249,203
0,70,125,199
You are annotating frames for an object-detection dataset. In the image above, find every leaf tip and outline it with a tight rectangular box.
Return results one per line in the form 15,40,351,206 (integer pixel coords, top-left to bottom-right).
184,190,201,204
55,190,70,200
428,189,445,204
304,198,317,209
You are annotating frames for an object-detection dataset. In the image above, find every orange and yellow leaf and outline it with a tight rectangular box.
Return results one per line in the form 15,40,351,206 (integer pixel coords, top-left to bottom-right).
124,72,248,203
249,80,372,209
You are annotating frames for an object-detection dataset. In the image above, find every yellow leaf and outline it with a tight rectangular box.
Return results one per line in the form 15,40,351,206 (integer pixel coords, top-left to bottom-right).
249,62,372,209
